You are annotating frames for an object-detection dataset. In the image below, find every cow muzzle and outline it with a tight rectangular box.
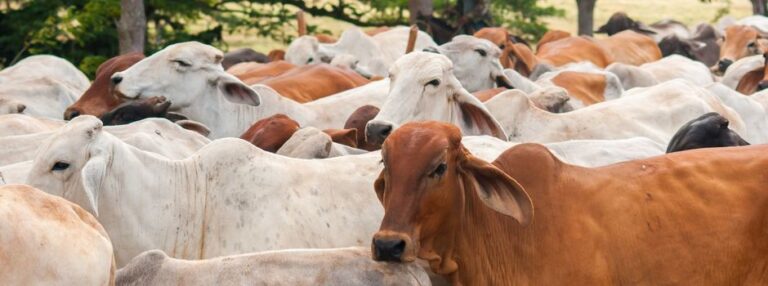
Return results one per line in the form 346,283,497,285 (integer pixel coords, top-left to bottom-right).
366,120,394,146
717,58,734,73
372,232,414,263
758,80,768,91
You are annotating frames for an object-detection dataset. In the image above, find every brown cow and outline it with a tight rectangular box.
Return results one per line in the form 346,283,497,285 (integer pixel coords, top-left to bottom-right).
596,30,662,65
537,30,571,51
254,64,370,103
715,25,765,73
735,52,768,94
502,36,611,77
63,53,145,119
344,105,380,151
239,114,301,152
549,71,609,105
372,121,768,285
235,60,297,83
322,128,358,148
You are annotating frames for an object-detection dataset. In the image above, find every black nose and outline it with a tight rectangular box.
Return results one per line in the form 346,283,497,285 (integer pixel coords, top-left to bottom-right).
718,59,734,73
64,109,80,120
373,238,405,262
366,123,392,146
111,75,123,85
759,81,768,91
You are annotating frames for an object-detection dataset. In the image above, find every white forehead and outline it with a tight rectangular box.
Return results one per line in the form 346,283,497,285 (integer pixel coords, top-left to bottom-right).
389,52,453,78
155,42,223,64
440,35,501,57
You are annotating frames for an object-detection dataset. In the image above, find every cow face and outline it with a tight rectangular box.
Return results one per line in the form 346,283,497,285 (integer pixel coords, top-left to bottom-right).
111,42,260,111
26,116,110,216
666,112,750,153
285,36,322,66
371,121,532,263
64,53,145,120
716,25,765,73
100,96,171,126
438,35,514,92
365,52,506,146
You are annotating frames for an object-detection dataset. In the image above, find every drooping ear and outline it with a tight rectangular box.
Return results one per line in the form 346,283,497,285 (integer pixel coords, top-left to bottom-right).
454,89,508,140
374,171,385,203
495,74,515,89
164,112,189,122
509,43,537,77
323,128,358,148
217,73,261,106
81,155,107,216
633,22,657,35
459,152,533,226
736,68,764,95
175,119,211,137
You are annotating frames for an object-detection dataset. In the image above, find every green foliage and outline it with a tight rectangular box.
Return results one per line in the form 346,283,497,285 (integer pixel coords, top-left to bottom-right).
491,0,564,42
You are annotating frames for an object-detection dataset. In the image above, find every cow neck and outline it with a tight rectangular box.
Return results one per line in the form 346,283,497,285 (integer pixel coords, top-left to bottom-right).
500,94,556,142
98,133,207,264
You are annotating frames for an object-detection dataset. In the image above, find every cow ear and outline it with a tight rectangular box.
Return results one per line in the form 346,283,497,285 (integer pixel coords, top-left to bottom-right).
459,151,533,226
374,171,385,203
217,73,261,106
164,112,189,122
81,155,107,216
176,119,211,137
633,22,657,35
455,89,508,140
509,43,537,77
736,68,764,95
323,128,358,148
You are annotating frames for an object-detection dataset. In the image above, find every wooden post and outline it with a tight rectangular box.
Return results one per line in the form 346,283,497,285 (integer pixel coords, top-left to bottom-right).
406,25,418,54
297,10,307,36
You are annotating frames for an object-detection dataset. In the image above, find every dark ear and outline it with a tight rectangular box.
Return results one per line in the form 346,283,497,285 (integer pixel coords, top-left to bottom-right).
164,112,189,122
218,73,261,106
736,68,764,95
175,119,211,137
323,128,358,148
374,171,385,203
455,90,507,140
595,24,608,34
633,22,657,35
459,152,533,226
495,74,515,89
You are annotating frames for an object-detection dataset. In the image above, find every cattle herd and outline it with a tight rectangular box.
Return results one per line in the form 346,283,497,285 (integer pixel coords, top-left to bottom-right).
4,9,768,285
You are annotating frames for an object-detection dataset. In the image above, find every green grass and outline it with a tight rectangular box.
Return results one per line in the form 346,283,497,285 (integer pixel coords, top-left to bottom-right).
223,1,754,52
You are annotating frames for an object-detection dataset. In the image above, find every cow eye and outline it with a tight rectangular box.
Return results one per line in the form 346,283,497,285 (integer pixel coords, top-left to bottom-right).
51,162,70,171
475,49,487,57
426,79,440,87
173,60,191,67
307,57,314,64
430,163,447,178
749,42,757,48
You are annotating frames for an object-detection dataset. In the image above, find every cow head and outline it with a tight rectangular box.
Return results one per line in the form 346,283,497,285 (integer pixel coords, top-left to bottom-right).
344,105,380,151
658,35,708,62
0,98,26,115
26,116,111,216
715,25,766,73
666,112,749,153
437,35,514,92
64,53,145,120
371,121,533,264
595,12,655,36
277,127,333,159
501,41,538,77
285,35,322,66
240,113,300,152
110,42,260,112
99,96,171,126
365,52,507,146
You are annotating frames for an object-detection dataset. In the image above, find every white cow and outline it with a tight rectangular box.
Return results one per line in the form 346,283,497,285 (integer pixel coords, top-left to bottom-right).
286,27,436,77
26,116,384,266
436,35,513,92
0,55,90,119
0,184,114,286
485,79,745,144
116,248,431,286
504,64,624,108
366,52,507,145
607,55,714,89
0,118,210,166
0,114,64,137
276,127,366,159
706,83,768,143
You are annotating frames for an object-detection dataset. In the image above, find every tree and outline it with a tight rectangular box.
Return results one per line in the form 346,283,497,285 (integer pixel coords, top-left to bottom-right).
752,0,766,15
576,0,596,36
117,0,145,54
408,0,432,24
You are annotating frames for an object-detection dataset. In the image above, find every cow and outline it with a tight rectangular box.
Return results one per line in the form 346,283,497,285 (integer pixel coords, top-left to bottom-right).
344,105,380,151
706,82,768,143
250,64,371,103
233,60,296,83
0,184,114,286
596,30,663,65
666,112,749,153
483,79,745,143
221,48,269,70
26,115,384,266
64,53,145,120
714,25,765,73
0,98,25,115
0,114,64,137
372,121,768,285
734,53,768,94
285,26,437,77
239,113,300,152
0,58,89,119
365,52,507,146
722,54,764,89
110,41,392,138
276,127,367,159
0,55,89,92
99,96,172,125
607,55,713,89
658,23,721,67
502,36,611,77
116,248,430,286
596,12,690,42
434,35,513,92
534,69,623,107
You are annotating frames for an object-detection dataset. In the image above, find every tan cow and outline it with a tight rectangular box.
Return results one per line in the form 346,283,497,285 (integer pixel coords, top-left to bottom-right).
372,121,768,285
715,25,765,73
0,184,115,285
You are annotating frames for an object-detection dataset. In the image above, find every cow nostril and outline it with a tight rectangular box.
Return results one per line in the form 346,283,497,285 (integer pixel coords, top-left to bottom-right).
373,238,406,262
379,125,392,137
718,59,733,72
759,82,768,91
111,75,123,85
64,110,80,120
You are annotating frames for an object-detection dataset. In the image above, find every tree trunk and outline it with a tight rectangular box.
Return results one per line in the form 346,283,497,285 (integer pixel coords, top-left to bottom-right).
576,0,597,36
408,0,433,24
752,0,767,15
117,0,146,54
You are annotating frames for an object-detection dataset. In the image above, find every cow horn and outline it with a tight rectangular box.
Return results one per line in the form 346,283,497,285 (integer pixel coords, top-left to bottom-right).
297,10,307,36
405,25,418,54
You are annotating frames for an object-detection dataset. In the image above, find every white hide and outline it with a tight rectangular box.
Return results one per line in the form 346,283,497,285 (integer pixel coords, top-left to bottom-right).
607,55,713,90
0,114,64,137
116,248,431,286
721,55,763,89
706,83,768,143
437,35,512,92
